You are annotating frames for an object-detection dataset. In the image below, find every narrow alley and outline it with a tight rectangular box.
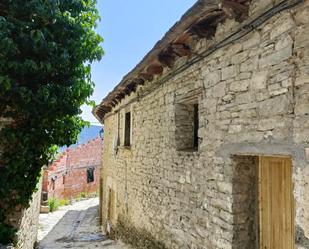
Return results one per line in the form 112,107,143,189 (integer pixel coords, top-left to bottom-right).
37,198,129,249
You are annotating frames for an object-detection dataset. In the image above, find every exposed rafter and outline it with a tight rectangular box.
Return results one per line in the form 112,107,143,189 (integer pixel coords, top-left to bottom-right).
94,0,252,121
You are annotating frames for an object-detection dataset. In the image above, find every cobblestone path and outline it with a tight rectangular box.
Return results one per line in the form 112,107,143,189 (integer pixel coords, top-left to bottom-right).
37,198,129,249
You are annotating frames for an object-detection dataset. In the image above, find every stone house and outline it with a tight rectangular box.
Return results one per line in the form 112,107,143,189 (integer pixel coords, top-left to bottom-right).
94,0,309,248
42,137,103,200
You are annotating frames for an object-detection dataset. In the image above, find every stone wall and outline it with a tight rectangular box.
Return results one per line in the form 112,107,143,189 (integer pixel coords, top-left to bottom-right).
100,0,309,248
15,180,42,249
2,180,42,249
1,119,42,249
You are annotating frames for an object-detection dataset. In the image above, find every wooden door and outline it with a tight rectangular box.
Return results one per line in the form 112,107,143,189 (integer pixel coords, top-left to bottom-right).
99,178,103,224
258,156,295,249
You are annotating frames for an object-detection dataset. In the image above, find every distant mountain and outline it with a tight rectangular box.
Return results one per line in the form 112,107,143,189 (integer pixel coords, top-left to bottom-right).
59,125,103,151
76,125,103,146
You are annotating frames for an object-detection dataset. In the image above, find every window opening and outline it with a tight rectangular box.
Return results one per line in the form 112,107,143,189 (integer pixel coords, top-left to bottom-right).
124,111,131,146
87,167,94,183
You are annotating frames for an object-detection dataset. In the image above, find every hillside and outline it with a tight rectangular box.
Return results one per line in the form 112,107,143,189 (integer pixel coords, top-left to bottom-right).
59,125,103,151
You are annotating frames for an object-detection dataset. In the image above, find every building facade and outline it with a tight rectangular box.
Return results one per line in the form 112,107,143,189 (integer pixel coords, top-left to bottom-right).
94,0,309,248
42,137,103,200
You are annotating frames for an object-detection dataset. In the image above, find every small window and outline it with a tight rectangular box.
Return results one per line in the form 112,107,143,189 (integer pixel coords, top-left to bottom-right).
124,111,131,146
117,112,120,146
193,104,199,148
87,167,94,183
51,179,55,190
51,176,57,190
175,102,199,151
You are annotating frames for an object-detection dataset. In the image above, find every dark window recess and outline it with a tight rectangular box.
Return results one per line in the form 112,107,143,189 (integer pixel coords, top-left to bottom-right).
51,176,57,190
124,112,131,146
87,167,95,183
175,102,199,151
193,104,199,148
117,113,120,146
51,179,55,190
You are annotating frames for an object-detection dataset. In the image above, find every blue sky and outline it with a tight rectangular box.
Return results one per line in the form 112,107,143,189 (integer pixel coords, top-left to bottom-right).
82,0,197,124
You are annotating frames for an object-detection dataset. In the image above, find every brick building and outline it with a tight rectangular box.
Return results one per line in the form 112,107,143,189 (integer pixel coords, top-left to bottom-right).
42,137,103,200
94,0,309,248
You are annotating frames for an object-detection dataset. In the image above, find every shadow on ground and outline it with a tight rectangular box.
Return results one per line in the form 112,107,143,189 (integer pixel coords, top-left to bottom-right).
38,205,109,249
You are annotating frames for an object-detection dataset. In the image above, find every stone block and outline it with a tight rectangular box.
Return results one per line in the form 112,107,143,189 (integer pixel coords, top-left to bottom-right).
294,26,309,49
295,103,309,116
40,205,50,213
270,15,295,40
295,75,309,86
250,0,272,17
250,70,268,90
222,66,237,81
213,82,226,98
178,175,186,184
257,118,284,131
219,210,233,223
269,88,288,96
259,46,292,68
217,182,233,194
235,92,255,104
231,51,249,65
228,125,242,134
203,70,221,88
212,199,233,213
230,80,250,92
275,35,293,51
240,56,258,72
186,171,191,184
306,148,309,162
294,6,309,25
242,31,261,50
258,94,292,117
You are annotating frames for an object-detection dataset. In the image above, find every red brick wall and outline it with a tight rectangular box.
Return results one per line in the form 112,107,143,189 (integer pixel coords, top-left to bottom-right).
42,137,103,200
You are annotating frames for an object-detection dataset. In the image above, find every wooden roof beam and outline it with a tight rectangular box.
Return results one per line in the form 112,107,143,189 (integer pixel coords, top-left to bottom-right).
189,11,225,38
222,0,249,22
139,72,154,82
127,82,137,92
146,63,164,75
133,78,145,86
171,43,192,57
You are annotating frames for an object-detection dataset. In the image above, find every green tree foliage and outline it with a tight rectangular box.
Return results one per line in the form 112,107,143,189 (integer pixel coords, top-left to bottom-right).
0,0,103,243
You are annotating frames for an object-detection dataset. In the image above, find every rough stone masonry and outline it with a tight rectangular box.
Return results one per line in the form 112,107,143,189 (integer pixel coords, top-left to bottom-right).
94,0,309,248
0,118,42,249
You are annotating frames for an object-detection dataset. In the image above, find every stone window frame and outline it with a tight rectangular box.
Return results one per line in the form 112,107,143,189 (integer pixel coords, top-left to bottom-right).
175,88,202,152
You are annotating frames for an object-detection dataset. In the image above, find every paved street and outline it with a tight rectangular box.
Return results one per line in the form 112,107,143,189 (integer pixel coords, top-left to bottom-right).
37,198,129,249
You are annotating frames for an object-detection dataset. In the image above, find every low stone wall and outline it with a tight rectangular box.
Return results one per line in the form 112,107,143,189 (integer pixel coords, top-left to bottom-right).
5,179,42,249
15,180,42,249
1,118,42,249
